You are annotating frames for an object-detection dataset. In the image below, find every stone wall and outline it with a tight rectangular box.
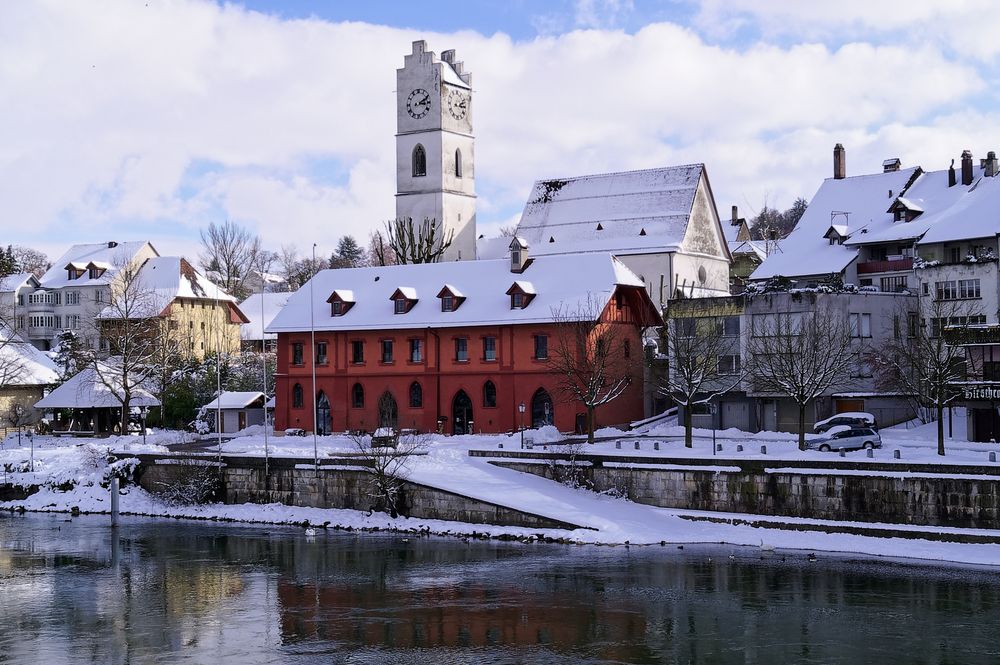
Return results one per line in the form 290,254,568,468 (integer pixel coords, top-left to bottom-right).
493,459,1000,529
135,455,581,530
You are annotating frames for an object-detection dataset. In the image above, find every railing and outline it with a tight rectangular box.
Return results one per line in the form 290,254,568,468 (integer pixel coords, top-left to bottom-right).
856,257,913,274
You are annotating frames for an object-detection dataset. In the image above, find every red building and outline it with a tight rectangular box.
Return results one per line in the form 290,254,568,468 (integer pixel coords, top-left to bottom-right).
268,245,661,435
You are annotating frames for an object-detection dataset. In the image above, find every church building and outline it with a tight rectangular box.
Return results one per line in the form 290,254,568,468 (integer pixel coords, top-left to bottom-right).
396,41,477,262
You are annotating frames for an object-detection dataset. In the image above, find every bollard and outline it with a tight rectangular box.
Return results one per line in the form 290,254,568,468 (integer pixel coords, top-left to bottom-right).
893,449,901,459
110,476,120,528
991,452,997,463
543,445,548,450
526,442,533,450
737,444,744,452
716,443,723,452
839,448,846,457
498,443,503,449
634,441,640,450
654,441,660,451
760,445,767,455
867,448,874,458
616,441,621,449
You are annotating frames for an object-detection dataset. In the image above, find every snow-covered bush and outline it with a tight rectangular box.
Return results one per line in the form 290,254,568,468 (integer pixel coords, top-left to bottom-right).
100,457,140,488
149,460,220,506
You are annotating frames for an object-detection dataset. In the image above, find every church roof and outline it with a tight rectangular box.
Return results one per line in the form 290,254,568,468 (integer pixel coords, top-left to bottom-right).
514,164,705,257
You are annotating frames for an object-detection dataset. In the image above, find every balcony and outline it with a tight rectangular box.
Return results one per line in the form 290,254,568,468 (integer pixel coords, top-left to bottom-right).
857,257,913,274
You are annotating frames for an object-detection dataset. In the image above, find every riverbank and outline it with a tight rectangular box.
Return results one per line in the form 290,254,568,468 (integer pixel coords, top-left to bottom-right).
3,421,1000,566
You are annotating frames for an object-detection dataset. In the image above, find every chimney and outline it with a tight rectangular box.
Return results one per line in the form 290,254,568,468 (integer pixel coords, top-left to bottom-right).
833,144,846,179
962,149,974,186
986,151,999,177
731,205,739,224
882,158,901,173
948,159,956,187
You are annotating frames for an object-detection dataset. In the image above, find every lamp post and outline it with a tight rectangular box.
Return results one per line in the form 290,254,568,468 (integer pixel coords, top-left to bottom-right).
518,402,526,449
140,405,148,446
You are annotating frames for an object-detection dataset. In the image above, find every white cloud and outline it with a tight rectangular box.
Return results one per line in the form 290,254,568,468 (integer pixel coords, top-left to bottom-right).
0,0,996,268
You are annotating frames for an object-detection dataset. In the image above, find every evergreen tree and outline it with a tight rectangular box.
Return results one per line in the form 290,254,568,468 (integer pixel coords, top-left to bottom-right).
53,330,87,382
0,246,16,277
330,235,365,269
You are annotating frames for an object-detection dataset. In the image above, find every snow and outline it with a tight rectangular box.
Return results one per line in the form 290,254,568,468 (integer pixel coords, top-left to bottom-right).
750,167,918,280
515,165,703,257
266,254,644,333
239,291,290,341
4,418,1000,566
201,391,265,410
0,333,58,385
34,362,160,409
39,241,155,287
394,286,418,300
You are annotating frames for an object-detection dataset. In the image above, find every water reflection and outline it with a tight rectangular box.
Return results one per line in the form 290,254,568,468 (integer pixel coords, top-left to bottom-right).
1,513,999,664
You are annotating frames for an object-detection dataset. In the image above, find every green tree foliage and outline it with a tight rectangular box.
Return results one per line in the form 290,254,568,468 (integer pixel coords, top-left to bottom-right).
750,197,809,241
0,246,17,277
330,235,366,269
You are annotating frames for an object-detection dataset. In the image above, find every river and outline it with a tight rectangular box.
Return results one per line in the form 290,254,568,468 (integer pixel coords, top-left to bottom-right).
1,513,998,664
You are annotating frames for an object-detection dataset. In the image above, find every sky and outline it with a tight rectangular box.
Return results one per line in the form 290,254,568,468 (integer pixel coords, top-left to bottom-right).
3,0,1000,267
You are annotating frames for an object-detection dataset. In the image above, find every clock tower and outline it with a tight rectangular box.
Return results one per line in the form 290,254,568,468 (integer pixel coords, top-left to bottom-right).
396,40,476,261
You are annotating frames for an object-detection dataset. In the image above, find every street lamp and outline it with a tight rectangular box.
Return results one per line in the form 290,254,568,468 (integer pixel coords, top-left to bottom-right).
518,402,526,449
140,405,149,446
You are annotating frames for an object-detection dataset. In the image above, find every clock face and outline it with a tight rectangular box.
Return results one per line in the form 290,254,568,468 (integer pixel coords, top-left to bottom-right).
447,89,468,120
406,88,431,119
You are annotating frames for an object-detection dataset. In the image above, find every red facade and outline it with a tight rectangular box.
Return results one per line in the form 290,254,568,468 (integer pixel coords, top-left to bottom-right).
273,287,658,435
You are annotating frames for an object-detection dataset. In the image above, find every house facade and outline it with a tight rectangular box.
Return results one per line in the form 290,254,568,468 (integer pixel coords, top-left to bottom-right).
665,291,917,433
267,249,661,435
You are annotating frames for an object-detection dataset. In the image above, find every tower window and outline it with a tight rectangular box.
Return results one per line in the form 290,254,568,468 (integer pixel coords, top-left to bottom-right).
412,144,426,177
455,148,462,178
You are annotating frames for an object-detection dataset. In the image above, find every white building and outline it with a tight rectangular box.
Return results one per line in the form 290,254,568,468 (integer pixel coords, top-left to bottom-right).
239,291,290,351
511,164,733,308
16,241,158,351
395,40,476,262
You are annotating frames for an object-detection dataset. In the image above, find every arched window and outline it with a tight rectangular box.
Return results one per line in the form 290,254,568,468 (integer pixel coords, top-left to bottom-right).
455,148,462,178
483,380,497,408
352,383,364,409
409,381,423,408
412,144,427,177
378,391,398,427
292,383,304,408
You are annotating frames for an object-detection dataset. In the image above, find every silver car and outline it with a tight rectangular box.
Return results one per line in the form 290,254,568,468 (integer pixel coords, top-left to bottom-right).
808,427,882,452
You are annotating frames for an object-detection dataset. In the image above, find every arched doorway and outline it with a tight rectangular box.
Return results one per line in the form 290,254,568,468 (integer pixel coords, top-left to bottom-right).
531,388,554,427
316,392,331,435
377,391,398,428
453,390,473,435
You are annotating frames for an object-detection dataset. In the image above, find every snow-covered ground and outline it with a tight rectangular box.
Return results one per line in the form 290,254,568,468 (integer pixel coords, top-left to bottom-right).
2,411,999,567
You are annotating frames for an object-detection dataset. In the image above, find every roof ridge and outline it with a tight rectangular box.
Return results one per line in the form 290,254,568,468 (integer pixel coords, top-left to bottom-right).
532,163,704,185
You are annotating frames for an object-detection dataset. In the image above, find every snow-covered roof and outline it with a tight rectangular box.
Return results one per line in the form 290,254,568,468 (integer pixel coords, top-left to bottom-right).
0,273,38,293
442,59,471,89
40,241,157,287
728,240,768,261
240,291,291,341
511,280,536,295
476,235,511,260
394,286,418,300
34,362,159,409
515,165,705,257
201,391,265,411
266,254,651,334
891,196,923,213
751,167,920,280
0,332,58,386
439,284,464,298
100,257,242,320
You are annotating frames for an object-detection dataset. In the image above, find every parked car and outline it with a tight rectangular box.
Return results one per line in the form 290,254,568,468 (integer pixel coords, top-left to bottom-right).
807,427,882,452
813,412,878,433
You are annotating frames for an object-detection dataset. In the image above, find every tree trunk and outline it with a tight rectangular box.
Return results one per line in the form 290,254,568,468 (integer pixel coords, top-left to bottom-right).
797,402,806,451
587,405,595,444
937,402,945,456
684,403,693,448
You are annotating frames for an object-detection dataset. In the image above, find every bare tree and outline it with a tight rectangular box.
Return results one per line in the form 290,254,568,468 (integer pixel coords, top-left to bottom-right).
348,397,428,517
747,307,859,450
497,224,518,237
367,230,397,267
10,245,49,278
868,299,975,456
199,220,264,300
87,257,162,434
660,315,746,447
546,296,637,443
373,217,454,266
277,244,326,290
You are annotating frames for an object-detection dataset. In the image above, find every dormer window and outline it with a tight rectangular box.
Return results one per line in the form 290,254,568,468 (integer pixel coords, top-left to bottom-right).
437,285,465,312
506,281,536,309
326,289,355,317
390,287,418,314
64,262,86,280
887,196,923,223
509,237,529,273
